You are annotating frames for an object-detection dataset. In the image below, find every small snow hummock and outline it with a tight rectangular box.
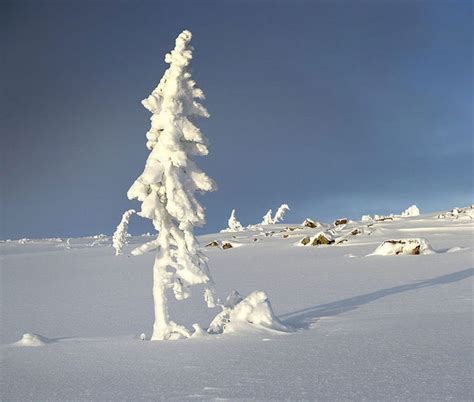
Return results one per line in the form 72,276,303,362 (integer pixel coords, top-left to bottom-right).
208,290,289,334
14,333,51,347
368,238,435,256
112,209,136,255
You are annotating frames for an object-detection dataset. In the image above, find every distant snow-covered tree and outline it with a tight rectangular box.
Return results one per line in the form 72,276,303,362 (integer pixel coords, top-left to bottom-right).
227,209,243,231
261,209,273,225
112,209,135,255
126,30,217,340
259,204,289,225
401,205,420,217
273,204,290,223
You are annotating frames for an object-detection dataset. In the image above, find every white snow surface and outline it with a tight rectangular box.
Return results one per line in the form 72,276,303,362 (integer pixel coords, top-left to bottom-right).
1,208,473,400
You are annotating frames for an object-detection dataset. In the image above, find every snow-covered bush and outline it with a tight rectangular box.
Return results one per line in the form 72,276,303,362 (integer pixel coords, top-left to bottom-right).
112,209,136,255
208,290,288,334
124,30,217,340
368,238,435,256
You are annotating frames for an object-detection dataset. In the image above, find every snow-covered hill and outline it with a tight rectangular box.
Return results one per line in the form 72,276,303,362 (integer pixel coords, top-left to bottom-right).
1,207,473,400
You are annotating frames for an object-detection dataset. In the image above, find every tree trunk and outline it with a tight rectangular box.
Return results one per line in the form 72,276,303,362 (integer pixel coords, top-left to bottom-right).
151,256,170,340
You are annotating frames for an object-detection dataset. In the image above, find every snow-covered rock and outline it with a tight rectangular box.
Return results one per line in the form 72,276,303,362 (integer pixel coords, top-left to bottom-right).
302,218,319,228
334,218,348,226
368,238,435,256
438,205,474,220
299,231,335,246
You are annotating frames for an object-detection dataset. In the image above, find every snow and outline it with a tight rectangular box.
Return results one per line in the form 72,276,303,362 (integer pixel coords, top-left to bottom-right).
1,206,473,399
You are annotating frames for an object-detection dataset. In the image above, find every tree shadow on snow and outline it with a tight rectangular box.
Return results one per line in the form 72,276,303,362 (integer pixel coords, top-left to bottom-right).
280,268,474,329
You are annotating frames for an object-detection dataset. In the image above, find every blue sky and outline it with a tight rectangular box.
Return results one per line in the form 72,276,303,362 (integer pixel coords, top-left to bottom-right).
1,0,472,239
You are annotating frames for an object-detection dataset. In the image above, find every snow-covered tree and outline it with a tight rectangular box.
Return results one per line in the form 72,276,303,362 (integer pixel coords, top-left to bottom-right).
401,205,420,217
227,209,243,231
126,30,217,340
112,209,135,255
261,209,273,225
273,203,289,223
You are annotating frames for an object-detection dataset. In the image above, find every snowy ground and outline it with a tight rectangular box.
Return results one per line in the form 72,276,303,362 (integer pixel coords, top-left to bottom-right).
1,209,473,400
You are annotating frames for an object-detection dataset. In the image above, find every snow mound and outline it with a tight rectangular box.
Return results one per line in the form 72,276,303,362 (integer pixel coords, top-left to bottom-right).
209,291,289,334
368,238,435,256
14,333,51,347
